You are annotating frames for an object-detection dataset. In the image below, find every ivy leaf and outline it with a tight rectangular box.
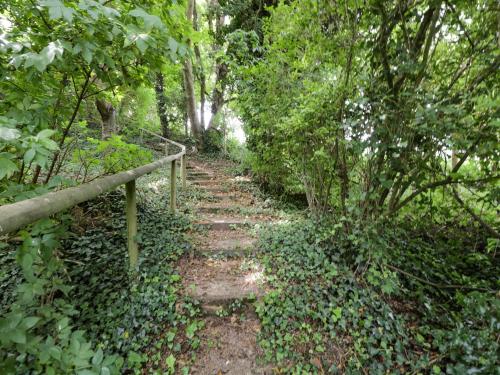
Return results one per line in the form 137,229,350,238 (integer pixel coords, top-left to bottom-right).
127,351,143,364
331,307,342,322
165,354,175,370
22,253,36,282
22,316,40,329
185,321,198,339
49,345,62,360
40,0,76,23
77,370,98,375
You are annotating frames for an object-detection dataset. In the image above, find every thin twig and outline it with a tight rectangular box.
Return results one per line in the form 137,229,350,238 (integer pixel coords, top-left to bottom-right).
386,264,495,293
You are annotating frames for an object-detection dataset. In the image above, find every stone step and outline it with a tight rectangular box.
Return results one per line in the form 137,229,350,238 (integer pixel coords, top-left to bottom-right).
182,259,265,316
194,219,257,231
188,176,215,182
189,316,269,375
197,237,257,258
196,206,239,214
190,180,223,186
190,231,257,257
188,170,212,175
198,186,230,193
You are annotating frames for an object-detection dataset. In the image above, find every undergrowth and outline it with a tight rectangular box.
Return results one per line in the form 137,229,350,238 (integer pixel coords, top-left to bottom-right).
0,170,201,374
255,219,499,374
64,188,201,374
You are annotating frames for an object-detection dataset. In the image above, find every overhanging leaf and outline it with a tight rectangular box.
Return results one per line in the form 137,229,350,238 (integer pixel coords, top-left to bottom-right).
129,8,163,31
0,157,19,179
0,127,21,141
40,0,76,23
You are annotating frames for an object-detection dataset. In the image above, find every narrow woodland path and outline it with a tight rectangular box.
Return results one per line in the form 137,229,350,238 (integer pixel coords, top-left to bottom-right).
178,158,275,374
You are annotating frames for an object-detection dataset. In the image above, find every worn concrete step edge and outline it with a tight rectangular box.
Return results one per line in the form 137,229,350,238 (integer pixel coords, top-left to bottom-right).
202,237,256,249
200,300,260,317
190,180,224,186
196,206,241,214
195,248,249,258
187,176,215,182
196,186,231,193
194,221,258,231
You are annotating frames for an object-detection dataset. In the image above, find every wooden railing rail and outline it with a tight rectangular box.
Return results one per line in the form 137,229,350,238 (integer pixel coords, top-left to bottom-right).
0,131,186,269
139,128,187,191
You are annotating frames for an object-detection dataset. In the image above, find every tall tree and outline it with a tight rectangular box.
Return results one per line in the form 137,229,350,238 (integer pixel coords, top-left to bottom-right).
183,0,203,144
95,99,117,140
207,0,227,129
193,2,206,129
154,73,170,138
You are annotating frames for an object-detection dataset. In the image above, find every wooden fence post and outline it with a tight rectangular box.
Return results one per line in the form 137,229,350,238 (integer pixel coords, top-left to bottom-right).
181,154,186,189
170,160,176,213
125,180,138,269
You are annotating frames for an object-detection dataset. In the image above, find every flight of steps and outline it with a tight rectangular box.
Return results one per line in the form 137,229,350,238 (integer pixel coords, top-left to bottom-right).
179,161,273,374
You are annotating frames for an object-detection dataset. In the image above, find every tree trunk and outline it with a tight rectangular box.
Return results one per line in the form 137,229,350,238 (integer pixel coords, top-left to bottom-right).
208,62,227,128
96,99,117,139
208,1,227,129
154,73,170,138
451,149,458,168
193,3,206,129
183,0,203,145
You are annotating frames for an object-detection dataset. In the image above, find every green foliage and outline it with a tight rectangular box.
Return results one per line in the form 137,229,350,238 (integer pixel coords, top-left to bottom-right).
63,188,200,372
225,138,252,175
73,136,152,176
0,169,201,373
0,122,58,182
202,128,224,154
0,1,199,373
232,0,499,218
255,219,498,373
0,219,123,374
0,0,188,186
118,86,160,136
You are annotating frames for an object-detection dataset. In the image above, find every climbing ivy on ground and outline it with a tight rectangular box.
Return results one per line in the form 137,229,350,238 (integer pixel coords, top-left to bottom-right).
0,169,202,374
63,187,201,373
255,219,499,374
0,219,123,374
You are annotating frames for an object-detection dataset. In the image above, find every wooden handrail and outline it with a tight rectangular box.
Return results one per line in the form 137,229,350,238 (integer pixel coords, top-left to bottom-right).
140,128,186,153
139,128,187,190
0,132,187,268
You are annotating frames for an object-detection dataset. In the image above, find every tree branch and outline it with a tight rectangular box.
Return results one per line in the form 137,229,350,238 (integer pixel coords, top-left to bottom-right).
386,264,495,292
451,187,500,239
391,137,481,213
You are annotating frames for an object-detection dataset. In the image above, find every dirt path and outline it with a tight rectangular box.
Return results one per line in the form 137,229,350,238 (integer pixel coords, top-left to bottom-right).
178,159,274,375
